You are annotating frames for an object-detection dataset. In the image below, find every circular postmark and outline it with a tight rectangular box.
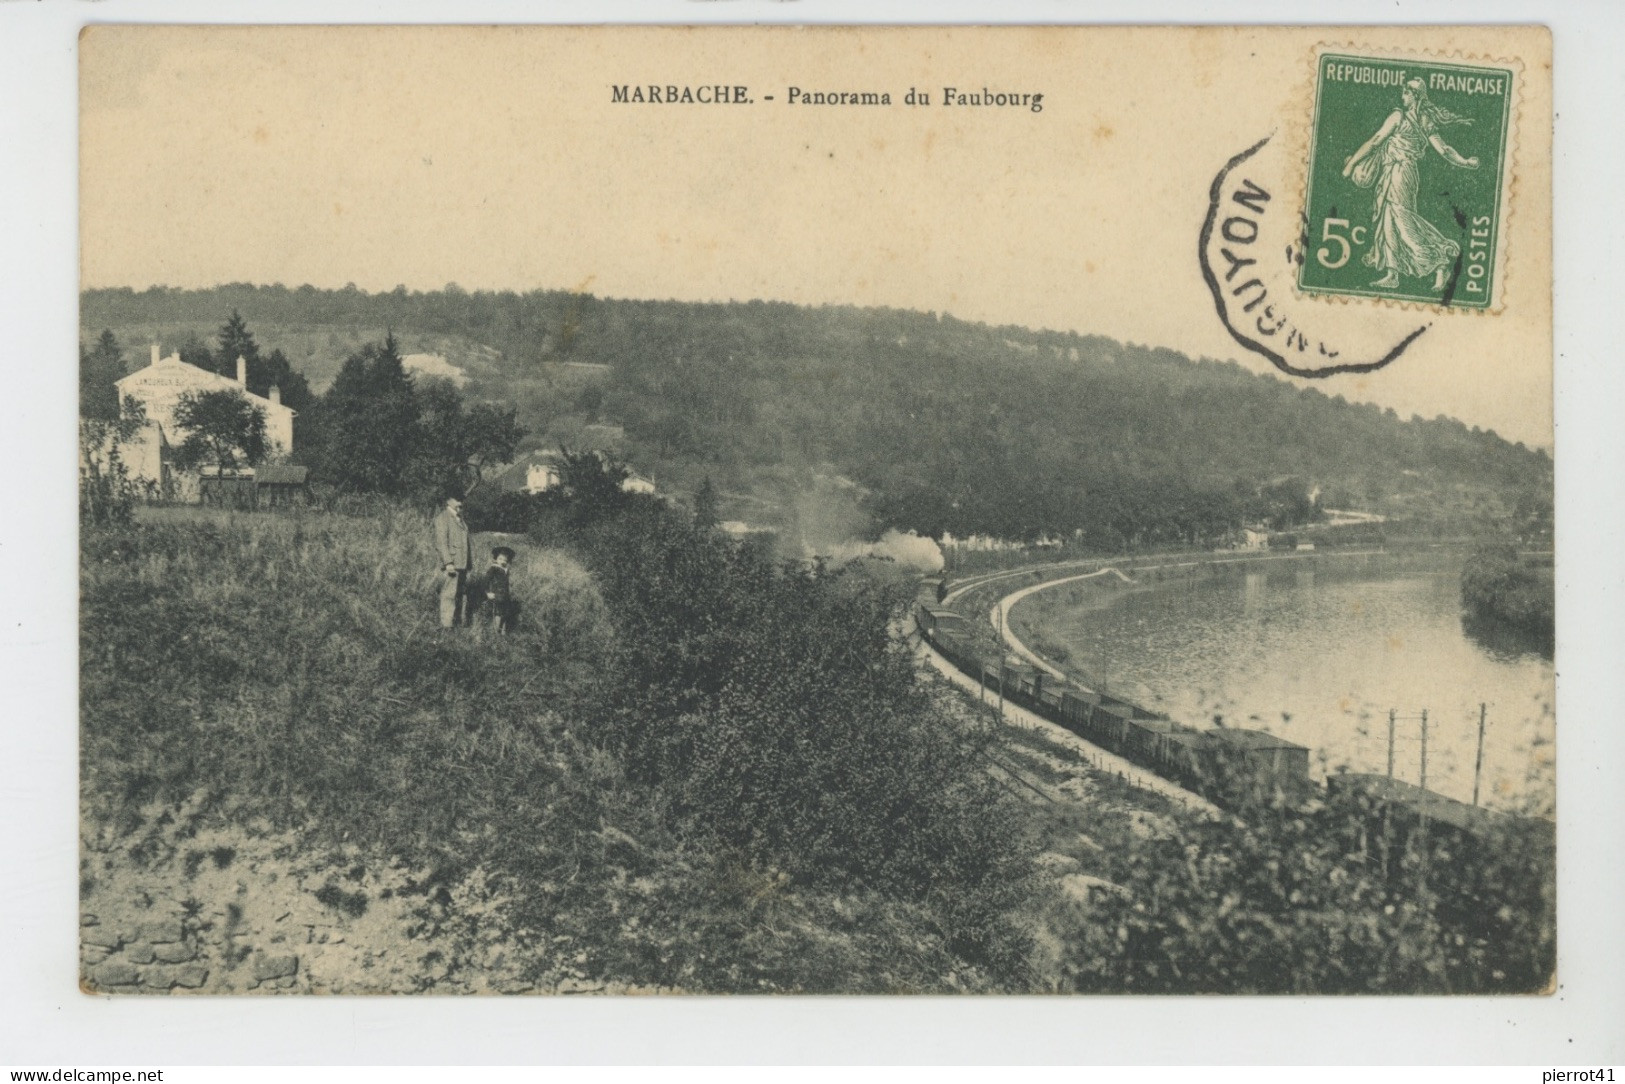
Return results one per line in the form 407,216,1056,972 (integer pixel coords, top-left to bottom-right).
1199,134,1431,378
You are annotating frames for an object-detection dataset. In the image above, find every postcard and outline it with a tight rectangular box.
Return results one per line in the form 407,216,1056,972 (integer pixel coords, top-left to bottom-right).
76,24,1553,998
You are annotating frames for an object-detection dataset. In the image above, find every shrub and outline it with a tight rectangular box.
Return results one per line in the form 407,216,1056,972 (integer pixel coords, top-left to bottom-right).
1460,540,1553,644
1055,789,1554,994
556,497,1038,972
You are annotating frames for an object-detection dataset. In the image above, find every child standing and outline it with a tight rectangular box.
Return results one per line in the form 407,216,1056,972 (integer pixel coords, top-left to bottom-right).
481,546,515,635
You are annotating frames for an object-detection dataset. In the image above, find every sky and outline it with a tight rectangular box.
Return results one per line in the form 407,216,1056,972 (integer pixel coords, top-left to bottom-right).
79,24,1553,447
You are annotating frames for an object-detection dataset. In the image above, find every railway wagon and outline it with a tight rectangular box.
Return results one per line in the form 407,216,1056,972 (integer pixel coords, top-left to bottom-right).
1057,689,1099,732
1120,716,1179,765
1099,693,1162,722
1090,701,1138,749
1007,664,1046,705
1035,679,1067,714
930,628,980,675
1206,728,1312,803
1152,727,1213,791
918,606,971,639
1324,773,1544,849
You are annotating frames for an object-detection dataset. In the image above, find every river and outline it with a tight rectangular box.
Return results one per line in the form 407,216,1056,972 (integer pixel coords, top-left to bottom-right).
1013,563,1555,815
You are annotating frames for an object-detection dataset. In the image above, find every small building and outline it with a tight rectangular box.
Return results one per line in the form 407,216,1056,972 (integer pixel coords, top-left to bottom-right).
198,466,257,509
525,459,563,494
621,471,656,495
255,464,310,506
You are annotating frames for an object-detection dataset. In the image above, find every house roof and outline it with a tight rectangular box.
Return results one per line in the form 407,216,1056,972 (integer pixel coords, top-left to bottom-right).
117,354,296,415
255,465,309,485
1207,728,1309,752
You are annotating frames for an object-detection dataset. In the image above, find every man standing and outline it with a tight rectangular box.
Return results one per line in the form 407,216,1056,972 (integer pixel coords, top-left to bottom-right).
433,495,473,629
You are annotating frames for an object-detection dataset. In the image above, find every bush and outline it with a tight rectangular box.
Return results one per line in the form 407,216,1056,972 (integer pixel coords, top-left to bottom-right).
1055,789,1554,994
463,488,543,534
558,497,1038,972
1460,540,1553,643
79,415,149,529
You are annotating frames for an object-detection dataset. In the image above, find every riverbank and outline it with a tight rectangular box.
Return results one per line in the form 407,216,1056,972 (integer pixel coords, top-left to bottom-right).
988,550,1554,815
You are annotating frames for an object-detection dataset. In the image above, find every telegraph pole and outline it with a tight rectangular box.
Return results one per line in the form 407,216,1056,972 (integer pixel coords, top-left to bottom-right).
1473,702,1487,807
1419,709,1429,793
995,605,1006,720
1387,708,1397,778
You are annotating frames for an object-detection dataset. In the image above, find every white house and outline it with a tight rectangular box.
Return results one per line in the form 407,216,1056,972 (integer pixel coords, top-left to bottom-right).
525,459,563,494
117,344,296,459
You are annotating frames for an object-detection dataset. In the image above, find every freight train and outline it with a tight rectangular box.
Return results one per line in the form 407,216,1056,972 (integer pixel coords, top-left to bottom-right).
917,581,1536,841
917,597,1312,809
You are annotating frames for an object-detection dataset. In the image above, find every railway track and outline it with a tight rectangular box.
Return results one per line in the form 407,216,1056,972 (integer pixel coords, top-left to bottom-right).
984,750,1063,805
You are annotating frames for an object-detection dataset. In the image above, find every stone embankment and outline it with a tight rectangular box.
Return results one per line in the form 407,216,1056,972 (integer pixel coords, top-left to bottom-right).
79,794,647,996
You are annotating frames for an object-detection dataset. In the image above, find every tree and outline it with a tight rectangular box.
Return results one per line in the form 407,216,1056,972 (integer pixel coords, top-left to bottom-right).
310,333,421,495
79,330,126,421
211,311,313,412
213,309,261,379
539,447,633,527
260,347,313,412
176,331,215,372
460,403,525,491
408,379,523,498
172,389,268,472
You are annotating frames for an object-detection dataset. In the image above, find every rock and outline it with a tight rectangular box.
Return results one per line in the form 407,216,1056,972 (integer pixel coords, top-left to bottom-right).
139,919,184,944
556,977,605,994
81,913,100,927
81,946,111,966
1036,850,1082,873
154,941,195,964
126,943,156,964
1060,872,1126,905
253,953,299,981
92,961,141,988
82,927,122,950
172,964,209,989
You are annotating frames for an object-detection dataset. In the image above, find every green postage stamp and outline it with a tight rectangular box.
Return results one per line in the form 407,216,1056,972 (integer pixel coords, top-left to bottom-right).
1300,50,1516,309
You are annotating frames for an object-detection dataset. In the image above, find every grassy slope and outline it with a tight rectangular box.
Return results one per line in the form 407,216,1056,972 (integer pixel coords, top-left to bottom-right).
79,505,1008,993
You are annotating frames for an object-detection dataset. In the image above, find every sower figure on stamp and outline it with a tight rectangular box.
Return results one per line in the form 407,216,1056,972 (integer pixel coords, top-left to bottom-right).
479,545,516,635
1343,78,1479,292
432,494,473,629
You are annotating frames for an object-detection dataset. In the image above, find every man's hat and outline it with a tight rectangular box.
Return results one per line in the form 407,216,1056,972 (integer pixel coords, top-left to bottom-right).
491,545,516,561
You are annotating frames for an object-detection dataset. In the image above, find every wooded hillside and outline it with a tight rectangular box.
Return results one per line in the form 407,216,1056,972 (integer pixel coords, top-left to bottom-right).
83,284,1552,546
